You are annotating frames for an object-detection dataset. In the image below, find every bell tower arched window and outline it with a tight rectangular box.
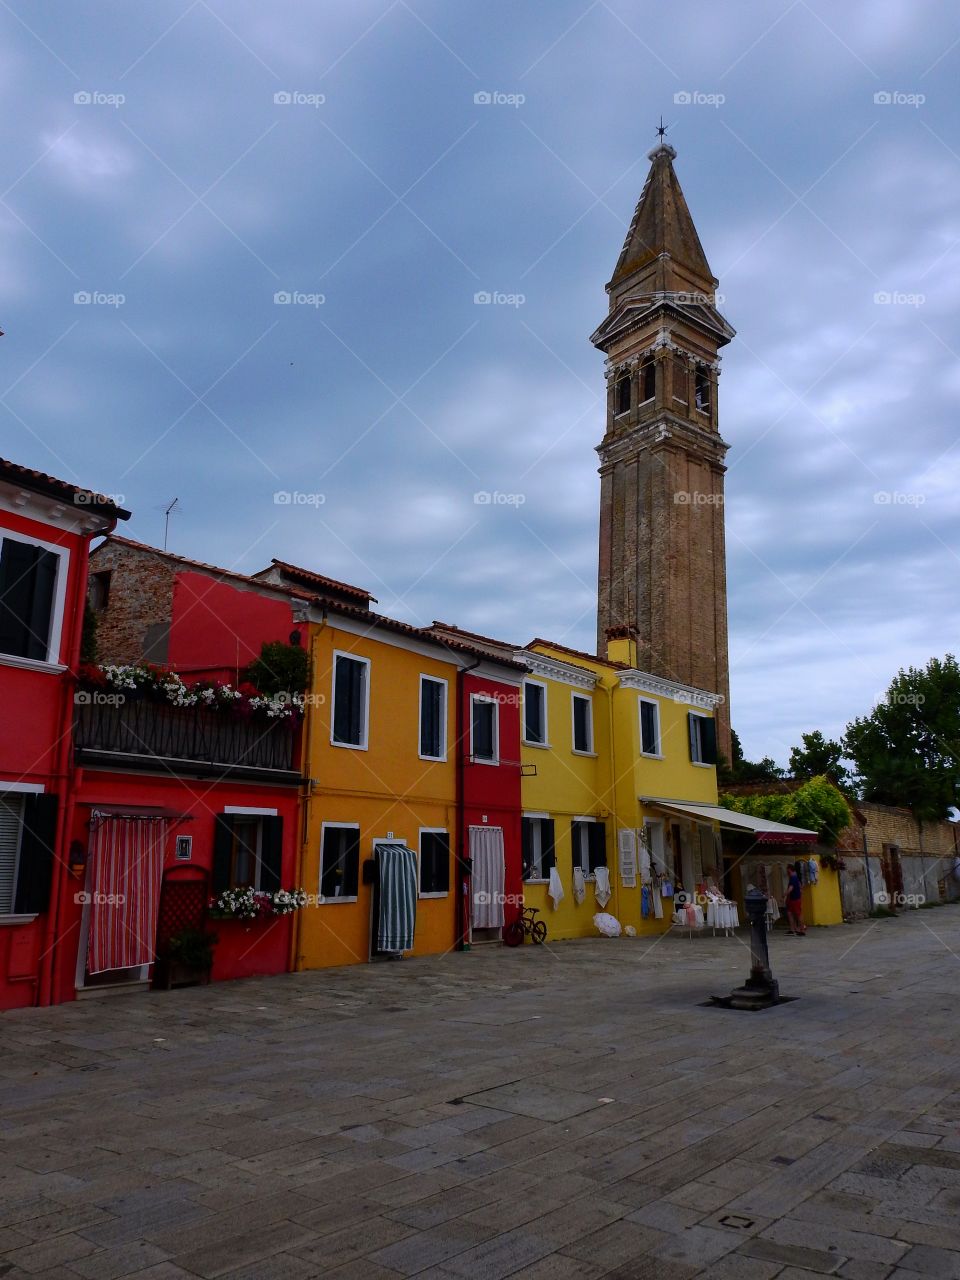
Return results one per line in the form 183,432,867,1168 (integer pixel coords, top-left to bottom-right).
615,374,631,416
695,365,712,414
640,358,656,403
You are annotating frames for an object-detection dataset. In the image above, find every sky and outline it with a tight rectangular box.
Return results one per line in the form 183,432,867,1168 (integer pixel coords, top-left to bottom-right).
2,0,959,765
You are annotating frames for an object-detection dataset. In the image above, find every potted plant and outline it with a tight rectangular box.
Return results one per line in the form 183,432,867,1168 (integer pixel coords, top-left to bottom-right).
156,927,218,989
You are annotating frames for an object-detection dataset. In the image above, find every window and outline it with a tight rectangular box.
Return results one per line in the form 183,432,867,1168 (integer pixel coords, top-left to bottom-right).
695,365,712,414
419,676,447,760
639,698,661,757
89,570,111,613
319,823,360,900
471,696,498,763
571,819,607,876
522,816,555,880
0,537,61,663
0,791,56,916
640,359,656,403
419,829,450,896
331,652,369,748
615,374,631,415
212,813,283,896
688,712,718,765
523,680,547,745
672,355,688,404
572,693,593,754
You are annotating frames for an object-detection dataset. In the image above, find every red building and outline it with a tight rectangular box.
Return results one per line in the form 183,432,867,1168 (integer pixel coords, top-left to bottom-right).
429,623,524,946
0,458,129,1009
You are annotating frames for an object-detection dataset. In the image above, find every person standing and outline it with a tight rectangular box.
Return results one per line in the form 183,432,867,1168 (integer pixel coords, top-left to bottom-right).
785,863,806,935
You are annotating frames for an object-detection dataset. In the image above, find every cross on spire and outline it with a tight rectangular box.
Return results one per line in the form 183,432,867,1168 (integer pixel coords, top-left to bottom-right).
656,116,667,141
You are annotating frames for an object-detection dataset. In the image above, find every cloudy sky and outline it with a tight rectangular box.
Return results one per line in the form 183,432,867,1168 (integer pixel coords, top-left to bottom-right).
3,1,958,763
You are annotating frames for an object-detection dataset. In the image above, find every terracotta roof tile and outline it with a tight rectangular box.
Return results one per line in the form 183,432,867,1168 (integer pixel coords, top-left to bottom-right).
0,456,131,521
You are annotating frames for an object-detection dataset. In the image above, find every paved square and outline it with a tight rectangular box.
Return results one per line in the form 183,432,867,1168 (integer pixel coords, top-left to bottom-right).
2,912,959,1279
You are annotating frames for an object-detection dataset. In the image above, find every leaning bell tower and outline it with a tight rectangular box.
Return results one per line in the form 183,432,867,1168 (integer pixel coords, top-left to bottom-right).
592,137,734,759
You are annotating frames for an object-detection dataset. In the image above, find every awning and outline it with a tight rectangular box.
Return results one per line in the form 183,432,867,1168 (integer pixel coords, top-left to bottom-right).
87,805,194,825
639,796,817,844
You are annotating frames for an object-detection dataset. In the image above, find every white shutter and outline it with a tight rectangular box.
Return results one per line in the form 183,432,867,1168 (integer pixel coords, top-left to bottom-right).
617,828,637,887
0,797,24,914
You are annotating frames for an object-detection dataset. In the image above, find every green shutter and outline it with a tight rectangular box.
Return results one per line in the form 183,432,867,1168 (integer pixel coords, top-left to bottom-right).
588,822,607,872
699,718,718,765
259,816,283,891
542,818,556,872
14,793,58,914
521,818,533,878
571,819,584,871
688,712,698,762
212,815,235,895
344,828,360,897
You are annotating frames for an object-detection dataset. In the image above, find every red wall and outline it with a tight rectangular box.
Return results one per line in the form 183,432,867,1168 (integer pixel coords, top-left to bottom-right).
55,769,301,1005
168,572,297,682
460,672,523,931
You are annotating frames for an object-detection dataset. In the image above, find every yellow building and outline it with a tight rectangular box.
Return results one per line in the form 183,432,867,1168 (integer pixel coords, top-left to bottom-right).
519,634,725,941
292,605,466,970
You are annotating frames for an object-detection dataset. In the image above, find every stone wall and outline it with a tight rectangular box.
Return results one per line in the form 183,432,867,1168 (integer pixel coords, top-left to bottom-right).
88,541,177,665
837,801,960,915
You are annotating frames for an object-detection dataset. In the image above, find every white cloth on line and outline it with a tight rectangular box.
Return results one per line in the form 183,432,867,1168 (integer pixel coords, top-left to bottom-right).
594,865,611,908
652,885,663,918
469,825,505,928
547,867,565,908
638,831,652,881
572,867,586,904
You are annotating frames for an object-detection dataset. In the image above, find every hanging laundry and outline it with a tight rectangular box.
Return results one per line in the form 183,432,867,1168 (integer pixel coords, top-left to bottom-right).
573,867,586,904
547,867,565,909
641,884,651,917
808,858,819,884
637,831,652,882
652,885,663,918
661,880,673,898
594,865,612,908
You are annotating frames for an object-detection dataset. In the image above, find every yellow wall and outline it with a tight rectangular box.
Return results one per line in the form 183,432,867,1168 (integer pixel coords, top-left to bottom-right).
804,860,844,926
521,644,722,943
295,620,459,969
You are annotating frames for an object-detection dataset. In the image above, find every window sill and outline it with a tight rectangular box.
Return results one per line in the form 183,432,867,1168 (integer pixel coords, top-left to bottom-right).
0,914,39,926
0,653,65,675
418,753,447,763
331,740,368,752
522,740,550,750
524,878,550,885
691,761,715,769
472,757,500,767
319,896,359,904
640,751,664,760
419,891,449,900
572,748,597,758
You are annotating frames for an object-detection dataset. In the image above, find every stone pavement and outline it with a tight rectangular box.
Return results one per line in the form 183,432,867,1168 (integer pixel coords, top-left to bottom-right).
2,911,960,1280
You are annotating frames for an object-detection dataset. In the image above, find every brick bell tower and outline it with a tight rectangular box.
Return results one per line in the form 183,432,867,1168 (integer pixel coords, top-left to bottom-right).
592,137,734,760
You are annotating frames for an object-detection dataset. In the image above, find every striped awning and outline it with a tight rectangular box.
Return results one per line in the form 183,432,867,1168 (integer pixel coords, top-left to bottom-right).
376,843,417,953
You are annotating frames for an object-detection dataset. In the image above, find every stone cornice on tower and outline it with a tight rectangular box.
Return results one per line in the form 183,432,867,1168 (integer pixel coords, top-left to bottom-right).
596,413,729,471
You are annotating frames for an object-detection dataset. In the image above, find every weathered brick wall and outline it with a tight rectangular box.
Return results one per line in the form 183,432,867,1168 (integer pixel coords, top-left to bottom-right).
88,541,177,665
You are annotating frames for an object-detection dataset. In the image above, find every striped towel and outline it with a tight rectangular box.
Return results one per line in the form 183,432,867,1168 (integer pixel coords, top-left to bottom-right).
377,843,417,952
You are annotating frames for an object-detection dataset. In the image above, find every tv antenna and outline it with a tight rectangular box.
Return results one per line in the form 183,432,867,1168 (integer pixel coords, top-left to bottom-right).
163,498,179,550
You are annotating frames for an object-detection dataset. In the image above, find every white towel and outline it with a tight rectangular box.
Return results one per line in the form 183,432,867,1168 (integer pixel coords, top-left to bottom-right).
594,866,611,908
652,886,663,918
573,867,586,904
638,832,652,882
547,867,565,909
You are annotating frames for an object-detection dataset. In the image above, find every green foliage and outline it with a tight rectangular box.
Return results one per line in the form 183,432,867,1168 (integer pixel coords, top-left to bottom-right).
719,775,852,844
244,640,308,697
80,599,98,664
843,654,960,820
788,730,850,788
164,927,217,970
718,729,785,787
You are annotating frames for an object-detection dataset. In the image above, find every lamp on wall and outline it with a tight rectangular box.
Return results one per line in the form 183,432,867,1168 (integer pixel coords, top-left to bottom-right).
68,840,87,879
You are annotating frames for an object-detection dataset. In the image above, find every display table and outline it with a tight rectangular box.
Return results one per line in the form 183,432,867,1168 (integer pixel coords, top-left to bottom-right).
706,899,739,935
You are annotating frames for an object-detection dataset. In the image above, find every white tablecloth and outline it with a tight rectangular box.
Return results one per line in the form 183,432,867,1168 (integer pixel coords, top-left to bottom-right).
672,904,704,929
706,900,739,930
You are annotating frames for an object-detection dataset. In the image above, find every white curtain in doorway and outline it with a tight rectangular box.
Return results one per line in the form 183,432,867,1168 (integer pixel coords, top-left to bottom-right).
470,825,505,928
87,815,169,974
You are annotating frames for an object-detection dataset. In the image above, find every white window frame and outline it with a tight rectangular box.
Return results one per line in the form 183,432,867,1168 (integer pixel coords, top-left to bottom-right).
418,675,448,762
570,691,595,755
643,817,666,876
470,693,499,766
417,826,450,899
521,679,549,747
638,696,662,758
0,531,70,670
689,712,713,767
318,821,361,903
522,811,551,883
572,815,603,880
330,651,370,751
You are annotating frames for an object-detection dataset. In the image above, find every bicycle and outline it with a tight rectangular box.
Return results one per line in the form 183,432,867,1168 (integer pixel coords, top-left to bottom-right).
503,905,547,947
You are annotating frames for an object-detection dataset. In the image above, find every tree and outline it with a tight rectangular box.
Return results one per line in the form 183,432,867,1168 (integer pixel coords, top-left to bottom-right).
243,641,308,697
720,775,851,845
788,730,849,788
718,729,785,787
843,654,960,820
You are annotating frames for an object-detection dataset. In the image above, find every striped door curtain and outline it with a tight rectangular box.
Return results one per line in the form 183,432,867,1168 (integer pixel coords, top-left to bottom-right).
87,815,170,974
470,825,505,928
376,843,417,953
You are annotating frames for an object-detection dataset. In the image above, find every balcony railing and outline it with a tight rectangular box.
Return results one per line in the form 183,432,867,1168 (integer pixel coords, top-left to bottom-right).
74,696,298,779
